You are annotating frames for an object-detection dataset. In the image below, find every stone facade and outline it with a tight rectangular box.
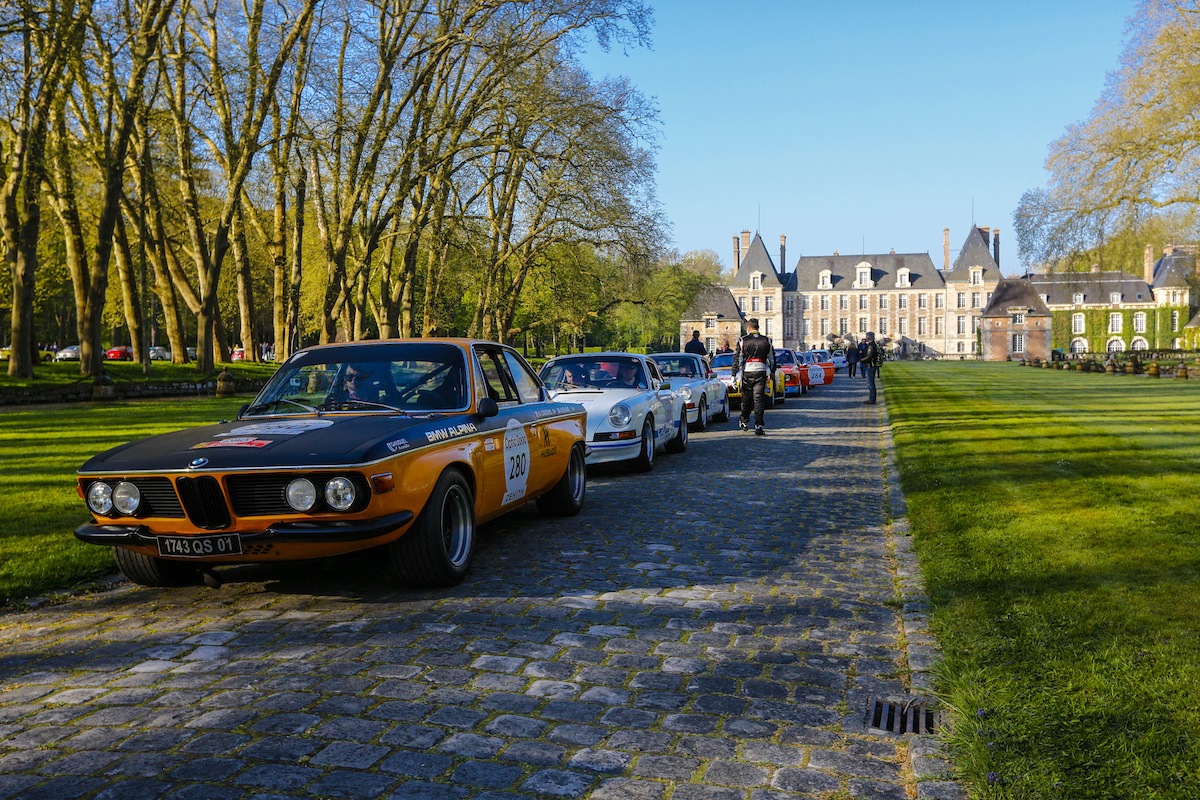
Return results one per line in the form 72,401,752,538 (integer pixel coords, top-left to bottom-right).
979,278,1054,361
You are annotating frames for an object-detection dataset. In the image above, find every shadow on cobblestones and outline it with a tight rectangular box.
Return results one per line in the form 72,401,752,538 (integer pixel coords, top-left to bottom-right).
0,377,941,800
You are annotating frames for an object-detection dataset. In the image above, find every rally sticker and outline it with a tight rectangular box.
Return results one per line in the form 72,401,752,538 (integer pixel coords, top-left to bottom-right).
218,419,334,437
424,421,478,443
385,438,409,453
501,419,529,505
808,365,825,384
192,437,272,449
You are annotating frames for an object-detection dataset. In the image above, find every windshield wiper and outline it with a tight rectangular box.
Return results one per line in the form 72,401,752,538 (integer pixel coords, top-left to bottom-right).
245,398,318,415
320,399,409,414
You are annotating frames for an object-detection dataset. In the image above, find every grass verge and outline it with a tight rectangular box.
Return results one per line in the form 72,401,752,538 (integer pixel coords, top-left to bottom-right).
0,396,253,608
886,362,1200,799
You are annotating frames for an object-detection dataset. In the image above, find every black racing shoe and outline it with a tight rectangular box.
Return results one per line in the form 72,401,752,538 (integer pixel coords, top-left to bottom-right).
755,425,765,436
739,420,748,431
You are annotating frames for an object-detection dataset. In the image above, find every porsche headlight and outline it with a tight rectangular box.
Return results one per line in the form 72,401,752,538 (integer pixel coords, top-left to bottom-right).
677,386,693,402
87,482,113,515
608,403,632,428
112,481,141,515
324,477,356,512
286,478,317,512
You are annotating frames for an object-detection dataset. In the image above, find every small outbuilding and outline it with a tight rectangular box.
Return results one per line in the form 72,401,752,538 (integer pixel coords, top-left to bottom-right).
980,278,1053,361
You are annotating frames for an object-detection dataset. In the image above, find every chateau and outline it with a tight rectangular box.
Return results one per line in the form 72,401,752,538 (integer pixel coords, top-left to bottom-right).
681,227,1199,360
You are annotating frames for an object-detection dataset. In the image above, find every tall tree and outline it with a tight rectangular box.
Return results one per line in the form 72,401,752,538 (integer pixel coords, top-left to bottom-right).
0,0,90,378
1016,1,1200,269
159,0,316,373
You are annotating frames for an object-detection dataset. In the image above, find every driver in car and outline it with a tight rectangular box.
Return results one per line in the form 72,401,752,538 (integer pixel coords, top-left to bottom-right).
343,363,399,404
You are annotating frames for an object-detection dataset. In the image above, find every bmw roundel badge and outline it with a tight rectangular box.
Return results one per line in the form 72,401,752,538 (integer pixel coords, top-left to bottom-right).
188,457,209,469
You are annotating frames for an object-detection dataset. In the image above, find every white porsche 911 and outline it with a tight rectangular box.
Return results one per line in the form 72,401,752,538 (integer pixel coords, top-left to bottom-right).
648,352,729,430
538,352,688,471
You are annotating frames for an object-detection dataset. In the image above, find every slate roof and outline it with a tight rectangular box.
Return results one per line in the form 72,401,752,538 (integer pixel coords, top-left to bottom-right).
980,278,1052,318
682,286,743,322
790,252,943,292
946,226,1001,280
1150,250,1194,289
732,233,783,287
1025,271,1154,305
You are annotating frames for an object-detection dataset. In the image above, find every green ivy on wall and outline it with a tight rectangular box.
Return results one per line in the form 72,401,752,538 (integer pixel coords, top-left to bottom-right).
1050,305,1189,352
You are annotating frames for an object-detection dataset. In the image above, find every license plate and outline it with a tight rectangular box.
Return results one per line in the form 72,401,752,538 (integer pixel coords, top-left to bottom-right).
156,533,242,558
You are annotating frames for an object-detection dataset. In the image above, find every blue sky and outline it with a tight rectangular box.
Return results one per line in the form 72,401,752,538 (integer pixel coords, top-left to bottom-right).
580,1,1135,273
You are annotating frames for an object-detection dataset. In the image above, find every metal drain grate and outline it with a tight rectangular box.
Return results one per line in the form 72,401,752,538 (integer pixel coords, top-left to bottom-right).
866,698,938,735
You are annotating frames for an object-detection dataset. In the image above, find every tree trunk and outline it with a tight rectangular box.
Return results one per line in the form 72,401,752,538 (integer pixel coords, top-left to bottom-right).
232,204,257,361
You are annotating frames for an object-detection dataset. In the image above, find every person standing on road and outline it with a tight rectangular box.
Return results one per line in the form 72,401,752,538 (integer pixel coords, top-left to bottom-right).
856,339,869,378
845,341,859,377
732,317,776,435
862,332,882,404
684,329,708,356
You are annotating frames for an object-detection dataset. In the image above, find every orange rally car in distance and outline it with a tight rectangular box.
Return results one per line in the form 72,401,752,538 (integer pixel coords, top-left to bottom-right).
75,339,588,589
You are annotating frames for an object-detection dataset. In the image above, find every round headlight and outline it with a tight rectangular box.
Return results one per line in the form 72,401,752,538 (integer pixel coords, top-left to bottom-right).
608,403,632,428
677,386,693,402
112,481,141,515
324,477,356,511
87,482,113,515
285,478,317,512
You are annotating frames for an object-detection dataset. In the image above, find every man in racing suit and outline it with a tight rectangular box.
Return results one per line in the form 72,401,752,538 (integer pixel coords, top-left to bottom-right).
732,317,776,435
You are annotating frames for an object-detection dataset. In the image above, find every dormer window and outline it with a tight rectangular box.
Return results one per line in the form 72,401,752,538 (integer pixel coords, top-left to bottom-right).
854,262,873,289
1073,293,1084,305
970,267,983,286
1110,292,1121,304
818,270,832,290
751,274,761,291
897,268,910,287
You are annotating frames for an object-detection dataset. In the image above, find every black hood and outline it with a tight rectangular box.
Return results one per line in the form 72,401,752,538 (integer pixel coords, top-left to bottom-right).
78,412,485,473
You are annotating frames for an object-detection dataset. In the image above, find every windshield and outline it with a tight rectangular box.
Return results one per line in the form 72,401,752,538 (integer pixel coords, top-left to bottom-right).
246,342,469,415
649,354,704,378
711,352,734,369
774,349,795,365
539,356,648,390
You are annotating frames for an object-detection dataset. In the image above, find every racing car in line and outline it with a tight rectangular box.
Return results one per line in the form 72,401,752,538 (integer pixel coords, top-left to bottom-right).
75,339,588,589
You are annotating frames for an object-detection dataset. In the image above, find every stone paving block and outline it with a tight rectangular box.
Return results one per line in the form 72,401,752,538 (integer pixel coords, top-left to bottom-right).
500,740,567,766
308,769,398,799
448,759,523,789
309,741,389,769
520,768,594,797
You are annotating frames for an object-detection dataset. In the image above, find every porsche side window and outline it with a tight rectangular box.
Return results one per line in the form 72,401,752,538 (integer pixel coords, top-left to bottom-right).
503,351,541,404
475,349,519,403
647,360,664,386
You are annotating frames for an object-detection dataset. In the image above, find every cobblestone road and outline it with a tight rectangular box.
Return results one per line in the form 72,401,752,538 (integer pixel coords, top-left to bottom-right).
0,375,964,800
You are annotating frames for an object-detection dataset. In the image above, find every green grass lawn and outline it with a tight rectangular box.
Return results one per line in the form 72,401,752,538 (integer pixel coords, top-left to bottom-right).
0,396,253,608
886,362,1200,799
0,359,277,390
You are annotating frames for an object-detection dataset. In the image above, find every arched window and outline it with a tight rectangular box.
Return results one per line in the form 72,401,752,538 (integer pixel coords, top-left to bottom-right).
1070,338,1089,354
1131,337,1149,351
1106,337,1126,353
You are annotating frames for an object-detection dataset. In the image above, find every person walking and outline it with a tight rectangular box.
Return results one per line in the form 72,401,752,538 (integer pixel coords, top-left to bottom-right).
732,317,776,435
862,331,882,404
684,330,708,356
845,341,859,377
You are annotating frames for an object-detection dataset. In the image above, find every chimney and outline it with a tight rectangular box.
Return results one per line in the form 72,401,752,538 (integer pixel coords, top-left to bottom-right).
993,229,1000,269
1144,244,1155,285
733,235,741,270
741,229,751,255
980,226,991,247
780,234,787,272
943,228,950,270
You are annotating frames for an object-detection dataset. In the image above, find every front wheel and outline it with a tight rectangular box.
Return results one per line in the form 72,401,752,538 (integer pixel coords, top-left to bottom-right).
629,418,655,473
113,547,198,587
666,409,688,453
691,397,708,431
390,468,475,587
713,392,730,422
537,443,586,516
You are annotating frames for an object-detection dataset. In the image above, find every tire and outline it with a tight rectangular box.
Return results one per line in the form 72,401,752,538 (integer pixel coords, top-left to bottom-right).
629,418,655,473
666,409,688,453
537,443,586,516
713,393,730,422
113,547,197,587
390,468,475,587
691,397,708,431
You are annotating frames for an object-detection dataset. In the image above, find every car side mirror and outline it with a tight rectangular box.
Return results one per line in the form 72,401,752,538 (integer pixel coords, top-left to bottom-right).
237,403,249,419
659,381,671,391
476,397,499,418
